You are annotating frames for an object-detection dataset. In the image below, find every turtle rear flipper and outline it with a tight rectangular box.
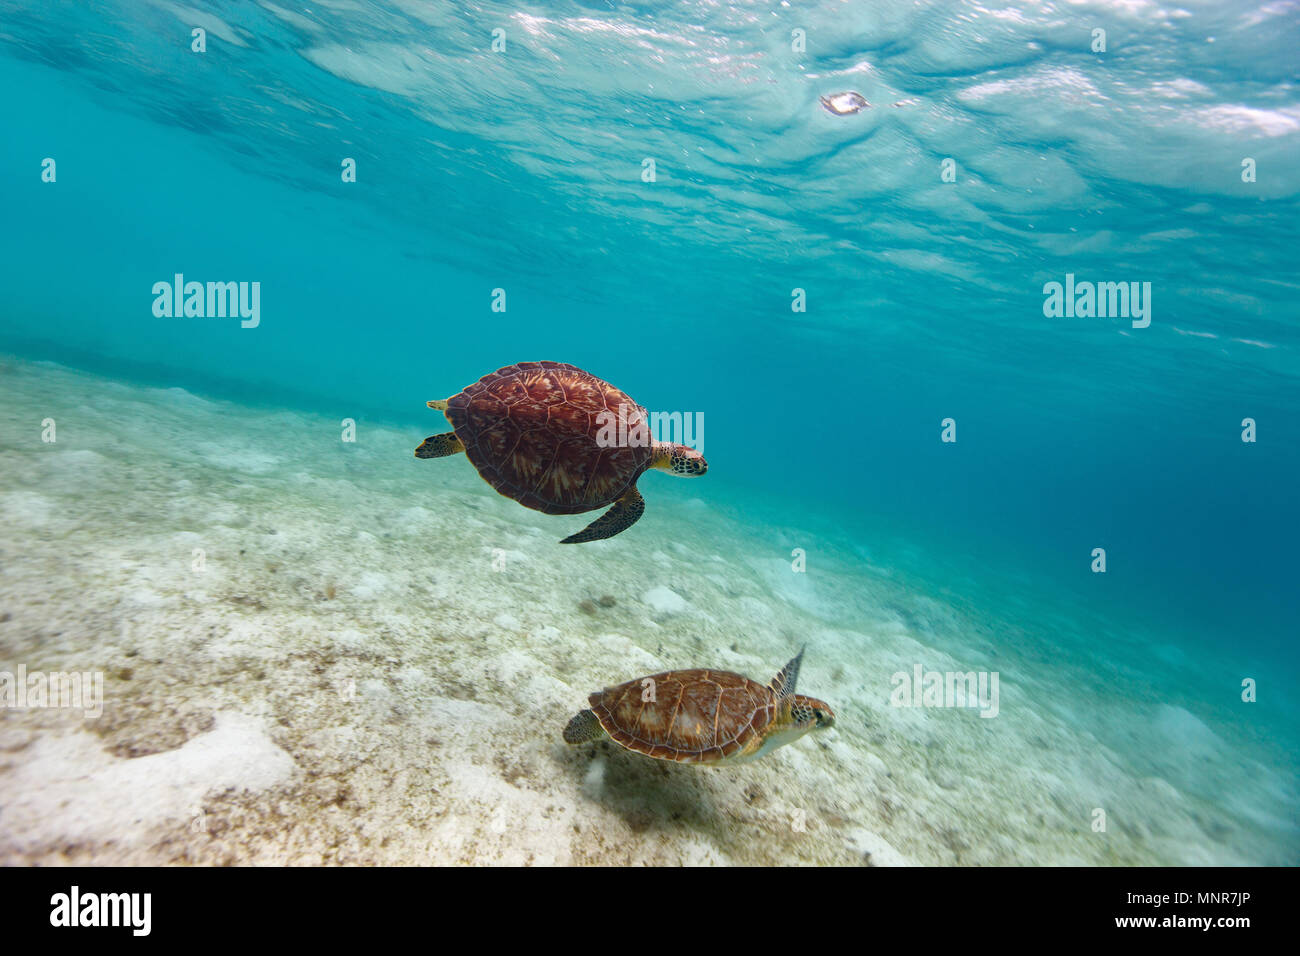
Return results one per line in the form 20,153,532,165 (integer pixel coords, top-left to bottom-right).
560,487,644,544
415,432,464,458
563,709,606,744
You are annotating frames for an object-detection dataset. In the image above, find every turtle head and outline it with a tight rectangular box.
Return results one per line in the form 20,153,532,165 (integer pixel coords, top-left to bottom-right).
791,694,835,733
653,443,708,477
747,693,835,762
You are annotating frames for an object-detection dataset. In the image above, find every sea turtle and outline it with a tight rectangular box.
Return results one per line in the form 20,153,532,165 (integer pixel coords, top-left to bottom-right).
563,649,835,765
415,361,707,543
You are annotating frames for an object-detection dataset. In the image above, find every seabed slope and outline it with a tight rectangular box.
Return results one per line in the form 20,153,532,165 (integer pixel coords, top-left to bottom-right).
0,358,1293,865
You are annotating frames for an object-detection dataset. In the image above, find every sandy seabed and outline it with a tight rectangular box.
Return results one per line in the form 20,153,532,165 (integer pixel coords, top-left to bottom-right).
0,357,1294,866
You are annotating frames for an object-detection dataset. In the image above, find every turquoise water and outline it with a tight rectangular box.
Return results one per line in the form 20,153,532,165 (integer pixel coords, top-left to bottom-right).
1,1,1296,864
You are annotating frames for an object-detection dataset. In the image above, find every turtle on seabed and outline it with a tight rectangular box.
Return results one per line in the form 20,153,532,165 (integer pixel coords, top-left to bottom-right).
416,361,707,543
563,649,835,765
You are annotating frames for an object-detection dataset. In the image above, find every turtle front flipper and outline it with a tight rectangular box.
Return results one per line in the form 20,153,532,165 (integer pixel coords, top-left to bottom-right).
415,432,465,458
769,647,805,702
559,486,645,544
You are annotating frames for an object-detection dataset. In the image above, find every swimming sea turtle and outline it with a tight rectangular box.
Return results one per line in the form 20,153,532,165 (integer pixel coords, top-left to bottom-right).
563,649,835,764
416,361,707,543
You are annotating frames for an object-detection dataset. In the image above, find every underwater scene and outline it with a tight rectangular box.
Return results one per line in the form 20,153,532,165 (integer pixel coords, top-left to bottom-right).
0,0,1297,867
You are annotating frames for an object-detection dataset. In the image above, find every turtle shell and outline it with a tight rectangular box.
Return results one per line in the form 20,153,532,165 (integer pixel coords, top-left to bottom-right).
588,668,776,763
445,361,653,515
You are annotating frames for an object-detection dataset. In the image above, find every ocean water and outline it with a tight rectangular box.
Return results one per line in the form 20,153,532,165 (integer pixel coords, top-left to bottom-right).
0,0,1296,865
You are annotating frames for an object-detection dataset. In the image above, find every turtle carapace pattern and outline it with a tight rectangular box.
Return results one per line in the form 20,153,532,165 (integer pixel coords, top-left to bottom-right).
416,361,707,543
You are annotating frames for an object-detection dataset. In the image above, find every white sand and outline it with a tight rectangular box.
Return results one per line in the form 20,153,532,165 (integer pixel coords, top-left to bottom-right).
0,357,1294,865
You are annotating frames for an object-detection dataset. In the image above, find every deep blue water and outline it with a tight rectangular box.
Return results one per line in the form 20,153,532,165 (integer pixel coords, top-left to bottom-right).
2,1,1298,827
